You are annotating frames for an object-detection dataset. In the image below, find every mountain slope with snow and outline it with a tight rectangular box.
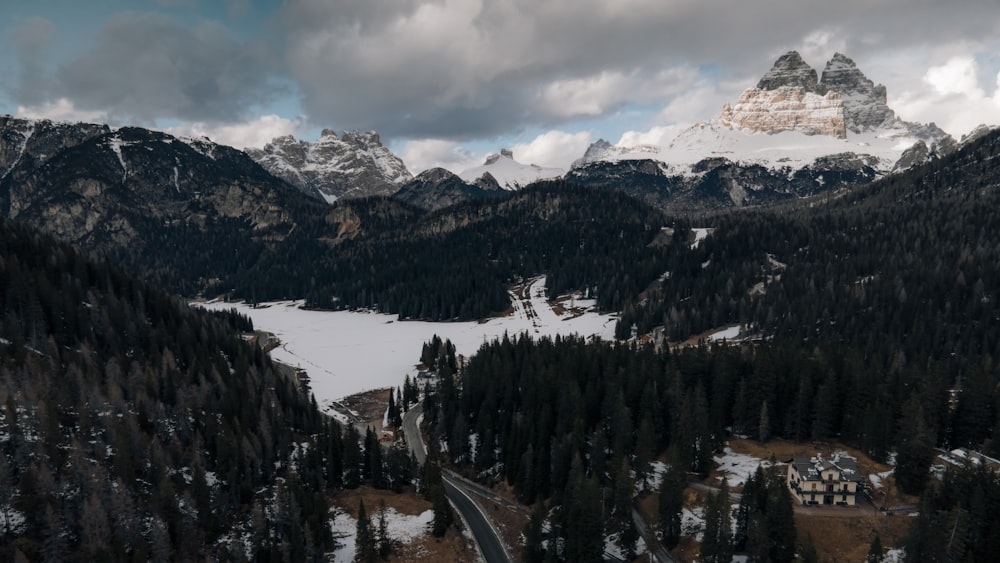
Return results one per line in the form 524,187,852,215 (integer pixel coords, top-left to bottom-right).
459,148,563,190
247,129,412,202
577,51,954,177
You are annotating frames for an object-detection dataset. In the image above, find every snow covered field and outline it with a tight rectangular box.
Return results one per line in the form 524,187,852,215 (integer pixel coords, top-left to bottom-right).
330,508,433,563
200,276,617,407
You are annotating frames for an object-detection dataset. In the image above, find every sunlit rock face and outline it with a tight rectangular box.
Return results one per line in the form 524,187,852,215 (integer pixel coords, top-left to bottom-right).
247,129,413,203
719,50,905,139
720,86,847,138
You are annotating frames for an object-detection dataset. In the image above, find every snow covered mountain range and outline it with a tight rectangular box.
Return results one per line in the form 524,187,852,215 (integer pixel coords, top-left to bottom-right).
242,50,992,211
4,50,994,216
575,51,957,174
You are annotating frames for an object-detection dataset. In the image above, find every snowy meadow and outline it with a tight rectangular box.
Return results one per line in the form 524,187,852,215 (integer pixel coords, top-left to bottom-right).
200,277,617,407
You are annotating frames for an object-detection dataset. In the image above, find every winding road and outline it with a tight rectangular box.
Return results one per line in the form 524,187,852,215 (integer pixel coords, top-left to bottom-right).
402,403,512,563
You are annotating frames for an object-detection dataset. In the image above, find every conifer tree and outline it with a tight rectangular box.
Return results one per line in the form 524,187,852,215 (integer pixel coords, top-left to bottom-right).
375,499,394,560
701,479,733,563
866,533,883,563
658,465,685,549
523,501,547,563
355,499,375,563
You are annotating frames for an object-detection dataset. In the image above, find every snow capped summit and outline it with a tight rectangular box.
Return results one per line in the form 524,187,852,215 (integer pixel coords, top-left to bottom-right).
574,51,955,176
247,129,412,203
458,148,563,190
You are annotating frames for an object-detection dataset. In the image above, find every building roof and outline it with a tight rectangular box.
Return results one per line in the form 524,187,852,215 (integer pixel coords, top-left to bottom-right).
790,453,863,483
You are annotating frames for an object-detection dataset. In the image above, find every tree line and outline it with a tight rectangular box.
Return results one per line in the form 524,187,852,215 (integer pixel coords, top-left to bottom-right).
0,218,419,561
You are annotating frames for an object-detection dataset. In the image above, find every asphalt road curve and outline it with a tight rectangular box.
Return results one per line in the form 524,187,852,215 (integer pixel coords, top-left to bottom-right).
402,403,511,563
443,473,511,563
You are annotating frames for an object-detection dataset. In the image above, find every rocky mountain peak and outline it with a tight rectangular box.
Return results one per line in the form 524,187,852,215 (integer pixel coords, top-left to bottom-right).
340,130,382,147
483,148,515,166
460,148,563,190
818,53,895,132
756,51,824,93
247,130,412,202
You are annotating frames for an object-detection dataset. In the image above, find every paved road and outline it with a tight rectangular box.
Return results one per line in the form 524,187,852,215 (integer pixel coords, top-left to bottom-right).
632,504,677,563
402,404,511,563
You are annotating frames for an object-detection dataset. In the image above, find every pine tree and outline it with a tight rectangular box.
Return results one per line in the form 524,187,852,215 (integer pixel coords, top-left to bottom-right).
343,425,362,489
758,400,771,443
866,533,883,563
658,465,685,549
765,470,797,563
895,394,936,495
355,499,375,563
375,499,394,559
701,479,733,563
523,501,547,563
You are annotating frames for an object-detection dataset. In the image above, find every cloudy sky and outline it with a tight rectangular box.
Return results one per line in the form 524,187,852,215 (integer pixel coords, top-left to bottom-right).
3,0,999,174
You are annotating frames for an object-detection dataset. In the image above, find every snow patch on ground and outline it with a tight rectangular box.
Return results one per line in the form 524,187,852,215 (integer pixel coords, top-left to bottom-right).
604,532,647,560
707,325,741,342
713,446,772,487
331,512,357,563
882,548,905,562
641,461,669,493
681,507,705,542
199,276,616,405
330,507,431,563
869,469,893,490
690,228,713,249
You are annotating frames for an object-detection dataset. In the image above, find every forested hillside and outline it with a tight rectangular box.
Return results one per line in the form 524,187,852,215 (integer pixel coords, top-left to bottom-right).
230,183,680,320
0,220,347,560
422,129,1000,562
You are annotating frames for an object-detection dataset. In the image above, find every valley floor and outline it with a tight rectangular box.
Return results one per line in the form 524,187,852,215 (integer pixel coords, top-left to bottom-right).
199,276,616,406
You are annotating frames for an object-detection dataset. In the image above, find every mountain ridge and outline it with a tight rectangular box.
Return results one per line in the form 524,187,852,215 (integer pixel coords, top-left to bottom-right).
246,128,412,202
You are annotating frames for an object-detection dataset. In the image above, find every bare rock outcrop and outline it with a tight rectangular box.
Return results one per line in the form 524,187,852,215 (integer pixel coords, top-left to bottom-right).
720,86,847,138
247,129,412,203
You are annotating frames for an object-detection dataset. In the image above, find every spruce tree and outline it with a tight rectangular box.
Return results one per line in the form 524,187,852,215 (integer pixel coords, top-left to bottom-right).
355,499,375,563
866,533,883,563
658,465,685,549
701,478,733,563
375,499,393,559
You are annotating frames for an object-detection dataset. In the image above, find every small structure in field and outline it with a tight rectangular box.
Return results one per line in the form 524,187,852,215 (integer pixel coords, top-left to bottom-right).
787,453,864,506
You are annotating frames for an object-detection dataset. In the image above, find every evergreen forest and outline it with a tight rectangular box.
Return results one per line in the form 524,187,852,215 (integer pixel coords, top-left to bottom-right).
0,220,414,561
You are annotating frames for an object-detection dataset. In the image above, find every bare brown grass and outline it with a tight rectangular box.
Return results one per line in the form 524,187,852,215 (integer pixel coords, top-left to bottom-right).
332,486,479,562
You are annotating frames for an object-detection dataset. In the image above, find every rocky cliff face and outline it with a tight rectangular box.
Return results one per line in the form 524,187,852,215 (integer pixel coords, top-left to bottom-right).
0,116,110,181
756,51,825,93
246,129,412,202
818,53,895,133
720,86,847,138
567,154,877,212
722,51,942,141
392,167,502,211
0,116,323,292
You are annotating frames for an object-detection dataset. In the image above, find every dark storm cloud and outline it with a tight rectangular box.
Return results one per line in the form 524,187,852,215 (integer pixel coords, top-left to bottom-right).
26,12,280,124
278,0,1000,139
6,17,57,104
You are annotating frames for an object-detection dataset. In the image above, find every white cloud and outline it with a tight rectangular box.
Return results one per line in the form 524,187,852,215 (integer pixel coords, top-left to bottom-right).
510,130,593,170
16,98,108,124
892,54,1000,138
617,125,684,150
540,66,700,120
925,56,983,97
398,139,481,175
655,84,728,125
164,115,307,148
